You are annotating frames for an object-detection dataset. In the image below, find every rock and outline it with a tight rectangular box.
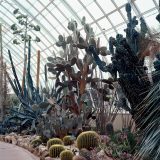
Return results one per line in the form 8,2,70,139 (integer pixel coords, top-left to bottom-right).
41,150,49,158
38,145,47,156
97,150,113,160
100,135,110,144
73,155,87,160
79,148,92,160
5,135,12,143
21,130,29,135
0,135,5,141
11,136,17,145
45,157,54,160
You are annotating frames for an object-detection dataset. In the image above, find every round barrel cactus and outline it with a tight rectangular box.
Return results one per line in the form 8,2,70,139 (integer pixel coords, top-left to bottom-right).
76,131,99,150
47,138,63,149
63,136,74,145
60,150,74,160
49,144,65,158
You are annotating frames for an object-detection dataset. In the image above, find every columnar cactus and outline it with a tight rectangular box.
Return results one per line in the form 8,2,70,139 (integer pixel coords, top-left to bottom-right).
60,150,74,160
47,138,63,149
49,144,65,158
76,131,99,150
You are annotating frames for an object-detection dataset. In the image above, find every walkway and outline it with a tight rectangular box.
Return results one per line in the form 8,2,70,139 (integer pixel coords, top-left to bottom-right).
0,142,39,160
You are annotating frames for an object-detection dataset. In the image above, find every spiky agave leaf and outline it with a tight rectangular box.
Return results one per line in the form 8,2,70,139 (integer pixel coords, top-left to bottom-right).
135,80,160,160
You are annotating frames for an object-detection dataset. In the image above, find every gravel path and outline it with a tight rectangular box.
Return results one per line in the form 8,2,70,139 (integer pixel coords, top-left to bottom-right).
0,142,39,160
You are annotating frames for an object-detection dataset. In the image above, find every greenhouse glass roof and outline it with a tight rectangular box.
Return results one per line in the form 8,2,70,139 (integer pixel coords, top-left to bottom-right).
0,0,159,88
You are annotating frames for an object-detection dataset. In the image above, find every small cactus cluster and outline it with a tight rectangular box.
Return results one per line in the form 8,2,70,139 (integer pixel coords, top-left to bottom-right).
60,150,74,160
47,138,63,149
63,136,74,145
49,144,65,158
76,131,99,150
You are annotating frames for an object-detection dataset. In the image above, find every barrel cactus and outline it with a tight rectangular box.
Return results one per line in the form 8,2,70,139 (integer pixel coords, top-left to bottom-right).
60,150,74,160
49,144,65,158
63,136,74,145
47,138,63,149
31,138,42,147
76,131,99,150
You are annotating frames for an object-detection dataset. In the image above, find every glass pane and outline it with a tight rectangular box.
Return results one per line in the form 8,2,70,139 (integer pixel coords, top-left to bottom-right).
65,0,83,12
47,3,56,12
81,0,94,6
135,0,156,13
25,1,39,15
98,0,116,14
98,18,112,31
40,0,50,6
106,29,117,38
53,0,61,6
32,1,44,11
98,34,108,46
87,2,104,19
112,0,127,7
78,9,93,23
57,3,73,20
144,10,159,30
56,25,67,35
108,11,124,26
91,23,101,35
52,7,66,22
116,24,126,36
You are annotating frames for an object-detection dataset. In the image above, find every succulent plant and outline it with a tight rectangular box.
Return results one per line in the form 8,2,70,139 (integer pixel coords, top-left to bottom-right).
31,138,42,147
49,144,65,158
60,150,74,160
63,136,74,145
47,138,63,149
76,131,100,150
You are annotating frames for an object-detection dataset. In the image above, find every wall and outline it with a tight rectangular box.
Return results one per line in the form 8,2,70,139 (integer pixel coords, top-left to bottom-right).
113,113,135,131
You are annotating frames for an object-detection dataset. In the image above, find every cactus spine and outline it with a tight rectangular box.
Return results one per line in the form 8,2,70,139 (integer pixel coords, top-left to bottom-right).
49,144,65,158
47,138,63,149
76,131,99,150
60,150,74,160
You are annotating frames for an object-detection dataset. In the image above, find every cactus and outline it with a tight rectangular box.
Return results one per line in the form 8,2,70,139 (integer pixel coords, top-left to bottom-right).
49,144,65,158
63,136,74,145
31,138,42,147
47,138,63,149
60,150,74,160
76,131,99,150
